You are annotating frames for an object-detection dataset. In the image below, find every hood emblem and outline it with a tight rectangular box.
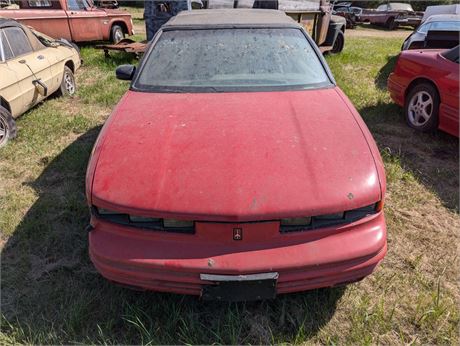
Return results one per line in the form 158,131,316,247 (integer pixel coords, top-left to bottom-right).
233,228,243,241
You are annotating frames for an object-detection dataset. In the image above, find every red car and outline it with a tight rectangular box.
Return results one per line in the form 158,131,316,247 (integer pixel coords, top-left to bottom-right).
86,9,387,301
388,46,459,137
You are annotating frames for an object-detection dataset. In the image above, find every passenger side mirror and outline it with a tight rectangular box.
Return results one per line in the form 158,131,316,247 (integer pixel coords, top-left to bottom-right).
33,79,48,97
116,65,136,81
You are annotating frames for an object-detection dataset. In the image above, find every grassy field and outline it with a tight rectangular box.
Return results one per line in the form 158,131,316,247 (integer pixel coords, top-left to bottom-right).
1,18,459,344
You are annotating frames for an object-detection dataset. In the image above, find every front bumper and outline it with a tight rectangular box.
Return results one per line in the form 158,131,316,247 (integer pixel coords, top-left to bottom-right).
395,18,421,26
89,212,387,297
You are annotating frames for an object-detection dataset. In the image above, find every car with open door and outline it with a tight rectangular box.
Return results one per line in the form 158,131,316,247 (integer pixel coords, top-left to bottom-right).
388,46,459,137
86,9,387,301
0,18,81,147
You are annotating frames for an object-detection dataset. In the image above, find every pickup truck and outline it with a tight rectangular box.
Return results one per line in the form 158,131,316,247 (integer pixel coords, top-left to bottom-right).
0,0,133,43
359,2,423,30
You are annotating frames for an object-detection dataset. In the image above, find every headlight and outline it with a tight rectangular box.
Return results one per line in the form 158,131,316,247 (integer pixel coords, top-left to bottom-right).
93,207,194,234
280,217,311,226
163,219,194,228
129,215,161,223
280,203,380,233
313,212,344,221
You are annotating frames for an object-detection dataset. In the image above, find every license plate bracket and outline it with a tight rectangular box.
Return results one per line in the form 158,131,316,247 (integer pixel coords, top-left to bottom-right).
200,272,278,302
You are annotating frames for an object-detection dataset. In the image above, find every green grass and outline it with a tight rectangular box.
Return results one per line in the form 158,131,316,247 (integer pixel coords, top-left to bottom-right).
0,28,459,345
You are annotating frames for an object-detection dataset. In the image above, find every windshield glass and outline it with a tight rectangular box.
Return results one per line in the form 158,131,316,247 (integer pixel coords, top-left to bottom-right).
134,28,332,92
429,21,460,31
389,3,413,11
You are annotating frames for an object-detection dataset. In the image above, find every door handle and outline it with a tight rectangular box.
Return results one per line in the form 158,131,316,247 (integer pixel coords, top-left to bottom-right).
37,55,44,60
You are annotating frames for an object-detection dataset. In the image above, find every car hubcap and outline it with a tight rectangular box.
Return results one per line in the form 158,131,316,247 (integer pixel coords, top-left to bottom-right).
64,72,75,95
0,117,8,146
114,29,123,43
408,91,433,126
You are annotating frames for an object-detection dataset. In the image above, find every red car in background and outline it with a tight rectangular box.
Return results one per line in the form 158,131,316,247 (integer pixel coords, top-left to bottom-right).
388,46,459,137
86,10,387,301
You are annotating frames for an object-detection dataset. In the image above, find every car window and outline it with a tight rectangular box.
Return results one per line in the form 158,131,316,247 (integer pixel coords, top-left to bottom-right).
0,29,14,62
28,0,53,7
135,28,332,92
441,45,459,64
67,0,88,10
377,5,387,11
389,3,413,11
429,21,460,31
3,27,33,58
417,22,431,34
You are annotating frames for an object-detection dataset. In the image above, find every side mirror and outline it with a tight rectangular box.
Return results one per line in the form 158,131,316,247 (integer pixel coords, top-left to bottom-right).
116,64,136,81
33,79,48,97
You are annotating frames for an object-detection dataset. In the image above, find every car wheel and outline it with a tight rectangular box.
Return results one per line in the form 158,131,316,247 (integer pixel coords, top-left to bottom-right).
55,66,76,97
0,106,16,148
331,31,345,54
111,25,125,44
386,17,397,30
404,83,439,132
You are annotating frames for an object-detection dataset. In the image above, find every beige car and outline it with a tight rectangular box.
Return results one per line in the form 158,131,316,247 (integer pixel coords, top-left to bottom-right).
0,18,81,147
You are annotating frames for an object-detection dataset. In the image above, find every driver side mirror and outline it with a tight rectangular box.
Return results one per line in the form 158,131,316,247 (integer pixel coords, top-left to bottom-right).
116,64,136,81
33,79,48,97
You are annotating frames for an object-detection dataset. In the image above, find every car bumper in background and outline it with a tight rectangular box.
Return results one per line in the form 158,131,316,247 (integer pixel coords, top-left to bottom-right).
89,213,387,298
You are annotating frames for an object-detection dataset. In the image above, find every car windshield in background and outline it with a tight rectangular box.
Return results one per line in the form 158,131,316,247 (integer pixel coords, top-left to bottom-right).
134,28,332,92
390,3,413,11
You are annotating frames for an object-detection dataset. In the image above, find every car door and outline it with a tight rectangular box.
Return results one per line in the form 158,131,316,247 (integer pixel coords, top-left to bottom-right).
0,29,22,117
66,0,104,41
438,53,459,134
1,26,52,115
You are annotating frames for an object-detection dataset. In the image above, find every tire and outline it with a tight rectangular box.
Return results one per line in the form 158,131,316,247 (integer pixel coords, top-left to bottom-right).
111,25,124,44
386,17,397,30
0,106,16,148
55,66,76,97
331,31,345,54
404,83,439,132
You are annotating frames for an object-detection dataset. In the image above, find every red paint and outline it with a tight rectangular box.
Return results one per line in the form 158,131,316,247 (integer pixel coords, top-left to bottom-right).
388,49,459,137
86,86,387,296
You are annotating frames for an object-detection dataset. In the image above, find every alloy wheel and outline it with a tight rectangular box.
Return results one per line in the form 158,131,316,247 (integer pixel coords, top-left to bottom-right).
407,91,433,127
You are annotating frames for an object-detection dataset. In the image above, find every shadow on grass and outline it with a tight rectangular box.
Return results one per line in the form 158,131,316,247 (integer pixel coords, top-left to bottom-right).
361,103,459,211
375,54,399,90
1,127,345,344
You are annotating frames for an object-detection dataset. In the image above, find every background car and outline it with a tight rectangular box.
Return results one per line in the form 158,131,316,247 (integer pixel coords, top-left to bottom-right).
86,9,386,301
402,14,460,50
333,2,358,29
0,18,81,146
388,46,459,137
360,2,423,30
0,0,133,43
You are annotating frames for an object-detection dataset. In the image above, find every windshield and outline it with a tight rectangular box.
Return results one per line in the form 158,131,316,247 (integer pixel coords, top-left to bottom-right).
134,28,332,92
389,3,414,11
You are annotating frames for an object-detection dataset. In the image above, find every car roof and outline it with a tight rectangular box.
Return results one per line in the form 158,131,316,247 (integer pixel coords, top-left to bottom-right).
425,14,460,22
164,9,299,29
0,17,22,29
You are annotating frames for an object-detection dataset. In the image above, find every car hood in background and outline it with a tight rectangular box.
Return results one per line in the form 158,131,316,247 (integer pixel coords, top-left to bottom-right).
91,88,381,221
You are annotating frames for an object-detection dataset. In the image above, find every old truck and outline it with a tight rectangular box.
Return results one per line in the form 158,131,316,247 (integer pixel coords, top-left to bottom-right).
97,0,346,57
0,0,133,43
359,2,423,30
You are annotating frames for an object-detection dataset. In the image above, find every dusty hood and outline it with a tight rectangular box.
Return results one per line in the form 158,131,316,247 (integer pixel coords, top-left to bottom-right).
91,88,381,221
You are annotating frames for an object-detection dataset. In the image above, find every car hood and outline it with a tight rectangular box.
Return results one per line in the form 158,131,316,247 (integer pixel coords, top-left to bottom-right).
91,88,381,221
